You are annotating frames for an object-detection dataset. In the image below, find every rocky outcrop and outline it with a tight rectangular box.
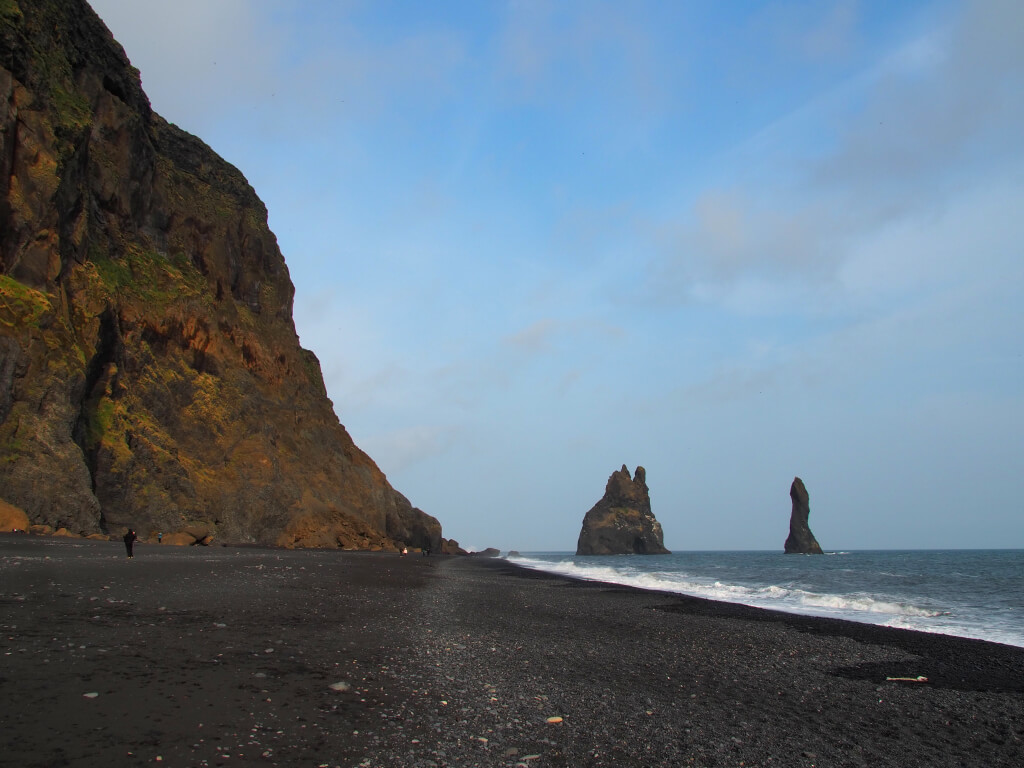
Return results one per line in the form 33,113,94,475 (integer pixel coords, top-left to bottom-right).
471,547,501,558
157,532,200,547
784,477,823,554
0,0,441,551
0,498,29,530
576,465,670,555
439,538,468,556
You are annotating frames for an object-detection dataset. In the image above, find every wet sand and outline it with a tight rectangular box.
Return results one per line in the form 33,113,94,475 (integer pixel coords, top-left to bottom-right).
1,533,1022,767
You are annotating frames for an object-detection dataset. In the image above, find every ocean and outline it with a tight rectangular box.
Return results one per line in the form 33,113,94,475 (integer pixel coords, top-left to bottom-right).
508,550,1024,649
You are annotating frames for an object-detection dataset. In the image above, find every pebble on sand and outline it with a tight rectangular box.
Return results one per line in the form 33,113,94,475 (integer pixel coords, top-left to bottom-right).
328,681,351,692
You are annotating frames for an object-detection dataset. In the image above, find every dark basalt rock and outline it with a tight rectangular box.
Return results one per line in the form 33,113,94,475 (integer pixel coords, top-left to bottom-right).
576,465,670,555
440,539,468,556
784,477,823,554
0,0,442,551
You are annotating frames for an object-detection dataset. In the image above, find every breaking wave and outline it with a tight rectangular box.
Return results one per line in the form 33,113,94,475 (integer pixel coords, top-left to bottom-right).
505,552,1024,648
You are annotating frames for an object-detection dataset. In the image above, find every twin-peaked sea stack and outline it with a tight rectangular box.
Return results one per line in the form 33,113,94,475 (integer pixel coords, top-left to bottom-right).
576,465,670,555
0,0,441,550
784,477,824,554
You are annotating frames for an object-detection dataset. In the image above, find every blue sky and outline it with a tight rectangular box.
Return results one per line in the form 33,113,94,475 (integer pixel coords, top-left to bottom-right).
88,0,1023,551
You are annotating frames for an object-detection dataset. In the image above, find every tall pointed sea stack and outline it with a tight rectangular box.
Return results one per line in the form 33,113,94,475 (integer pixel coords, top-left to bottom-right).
0,0,441,550
784,477,823,554
577,465,670,555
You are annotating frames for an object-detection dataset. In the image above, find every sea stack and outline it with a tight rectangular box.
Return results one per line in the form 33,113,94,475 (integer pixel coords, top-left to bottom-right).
784,477,823,554
576,465,670,555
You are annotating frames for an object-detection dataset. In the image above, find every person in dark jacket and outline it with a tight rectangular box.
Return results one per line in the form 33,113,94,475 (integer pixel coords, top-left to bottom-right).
123,529,137,558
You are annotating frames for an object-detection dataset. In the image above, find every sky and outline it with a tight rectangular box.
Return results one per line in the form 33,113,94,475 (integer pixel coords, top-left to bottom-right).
87,0,1023,552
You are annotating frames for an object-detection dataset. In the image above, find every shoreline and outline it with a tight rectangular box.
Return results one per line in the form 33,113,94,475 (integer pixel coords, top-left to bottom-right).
505,550,1024,650
2,535,1022,766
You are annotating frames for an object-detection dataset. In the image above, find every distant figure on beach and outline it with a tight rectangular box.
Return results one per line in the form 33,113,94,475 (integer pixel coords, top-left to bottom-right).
123,529,137,558
158,532,162,543
401,546,408,556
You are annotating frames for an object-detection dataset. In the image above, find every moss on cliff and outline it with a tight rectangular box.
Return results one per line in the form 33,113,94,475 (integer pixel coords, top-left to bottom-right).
0,275,52,328
0,0,23,21
88,247,208,307
50,83,91,132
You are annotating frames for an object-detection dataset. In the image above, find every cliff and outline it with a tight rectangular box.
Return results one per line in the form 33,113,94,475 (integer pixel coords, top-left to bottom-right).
576,465,670,555
784,477,823,554
0,0,441,550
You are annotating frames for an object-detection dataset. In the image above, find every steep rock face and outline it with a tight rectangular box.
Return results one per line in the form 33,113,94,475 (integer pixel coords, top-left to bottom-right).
0,497,29,530
784,477,823,554
0,0,441,550
576,465,670,555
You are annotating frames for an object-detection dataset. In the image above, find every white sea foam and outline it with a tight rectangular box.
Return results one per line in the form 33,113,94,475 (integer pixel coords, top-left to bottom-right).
507,555,971,636
507,551,1024,648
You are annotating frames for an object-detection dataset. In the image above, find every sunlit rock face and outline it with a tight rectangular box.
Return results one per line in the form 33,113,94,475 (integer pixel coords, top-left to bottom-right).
577,465,670,555
784,477,823,554
0,0,441,551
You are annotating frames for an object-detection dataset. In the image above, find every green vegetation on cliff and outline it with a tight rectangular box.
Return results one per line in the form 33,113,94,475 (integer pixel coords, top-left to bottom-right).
0,275,51,328
89,248,209,308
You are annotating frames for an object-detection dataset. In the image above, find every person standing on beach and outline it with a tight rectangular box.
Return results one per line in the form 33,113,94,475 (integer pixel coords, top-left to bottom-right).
123,529,137,558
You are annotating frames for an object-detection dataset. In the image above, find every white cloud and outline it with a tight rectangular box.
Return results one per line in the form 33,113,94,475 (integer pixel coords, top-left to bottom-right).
503,318,558,351
652,0,1024,317
813,0,1024,198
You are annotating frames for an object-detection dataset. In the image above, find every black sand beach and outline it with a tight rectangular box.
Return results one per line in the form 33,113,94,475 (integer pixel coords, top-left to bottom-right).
1,535,1022,767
